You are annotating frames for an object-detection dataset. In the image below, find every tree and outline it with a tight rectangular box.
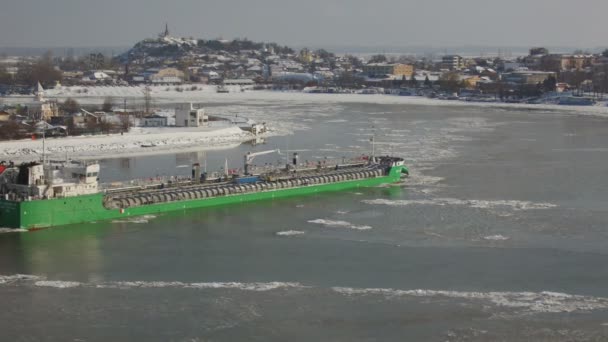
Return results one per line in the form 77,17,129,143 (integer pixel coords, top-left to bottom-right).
0,66,12,85
530,47,548,56
410,75,418,88
369,54,387,64
61,98,80,114
102,97,114,112
334,71,364,89
542,75,557,92
15,51,62,87
344,55,364,69
0,121,27,140
66,117,75,134
98,120,112,134
424,76,432,88
314,49,334,59
120,114,131,132
439,71,461,92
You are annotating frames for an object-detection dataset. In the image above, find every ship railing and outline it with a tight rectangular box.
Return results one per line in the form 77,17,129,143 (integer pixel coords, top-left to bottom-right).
101,175,194,192
248,158,369,175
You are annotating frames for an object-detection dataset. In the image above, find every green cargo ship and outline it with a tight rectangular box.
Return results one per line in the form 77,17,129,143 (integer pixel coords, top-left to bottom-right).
0,152,408,230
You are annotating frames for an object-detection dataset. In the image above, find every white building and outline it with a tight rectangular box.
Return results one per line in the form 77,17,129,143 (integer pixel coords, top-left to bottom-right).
141,115,168,127
175,103,208,127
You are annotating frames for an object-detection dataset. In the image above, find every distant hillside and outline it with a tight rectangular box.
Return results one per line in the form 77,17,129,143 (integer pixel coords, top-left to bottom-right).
118,34,295,63
0,46,129,58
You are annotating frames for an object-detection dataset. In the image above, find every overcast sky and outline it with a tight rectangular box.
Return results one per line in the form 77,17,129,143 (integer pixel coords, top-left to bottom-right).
1,0,606,49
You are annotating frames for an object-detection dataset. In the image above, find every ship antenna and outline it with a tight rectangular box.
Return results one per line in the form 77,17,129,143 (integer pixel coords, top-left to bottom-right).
370,126,375,163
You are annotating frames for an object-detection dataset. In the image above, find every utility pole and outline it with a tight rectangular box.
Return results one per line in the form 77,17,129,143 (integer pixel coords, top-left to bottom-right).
42,130,46,165
143,86,151,116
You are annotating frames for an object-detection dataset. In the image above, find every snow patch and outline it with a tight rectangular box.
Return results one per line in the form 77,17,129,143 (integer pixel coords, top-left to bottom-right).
0,126,254,162
0,274,42,284
308,219,372,230
363,198,557,211
35,280,81,288
276,230,305,236
0,228,28,234
185,282,302,291
112,215,157,224
483,235,510,241
332,287,608,314
0,274,304,292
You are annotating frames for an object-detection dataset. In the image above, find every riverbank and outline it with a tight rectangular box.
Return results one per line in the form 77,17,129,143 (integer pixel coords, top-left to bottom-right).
4,85,608,117
0,125,258,162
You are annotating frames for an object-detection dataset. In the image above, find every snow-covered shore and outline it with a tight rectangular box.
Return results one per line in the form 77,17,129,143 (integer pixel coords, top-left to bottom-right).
2,84,607,162
4,84,608,117
0,125,257,162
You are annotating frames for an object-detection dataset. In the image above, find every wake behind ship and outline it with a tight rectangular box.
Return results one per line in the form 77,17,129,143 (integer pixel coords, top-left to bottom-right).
0,152,408,230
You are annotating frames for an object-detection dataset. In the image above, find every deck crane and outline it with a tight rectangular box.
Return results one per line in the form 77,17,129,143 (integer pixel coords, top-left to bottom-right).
244,149,280,175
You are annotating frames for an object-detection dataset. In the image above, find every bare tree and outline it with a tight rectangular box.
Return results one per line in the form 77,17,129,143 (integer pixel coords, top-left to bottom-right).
143,86,151,115
61,98,80,114
439,71,461,93
15,51,62,87
0,65,12,85
369,54,387,64
120,114,131,132
102,96,114,112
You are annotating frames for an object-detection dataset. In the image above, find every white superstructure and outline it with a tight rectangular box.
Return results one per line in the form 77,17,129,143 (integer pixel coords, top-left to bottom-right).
0,161,100,200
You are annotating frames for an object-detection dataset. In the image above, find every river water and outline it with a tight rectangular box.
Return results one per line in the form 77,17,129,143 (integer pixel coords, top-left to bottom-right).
2,102,608,341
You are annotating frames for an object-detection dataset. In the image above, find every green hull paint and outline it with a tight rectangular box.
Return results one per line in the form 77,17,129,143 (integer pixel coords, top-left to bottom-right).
1,165,405,230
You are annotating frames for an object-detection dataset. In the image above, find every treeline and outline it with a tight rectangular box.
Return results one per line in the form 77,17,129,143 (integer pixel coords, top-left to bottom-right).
0,52,62,88
197,38,294,55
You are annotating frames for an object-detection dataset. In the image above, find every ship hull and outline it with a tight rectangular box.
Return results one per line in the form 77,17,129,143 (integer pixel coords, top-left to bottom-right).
1,165,405,230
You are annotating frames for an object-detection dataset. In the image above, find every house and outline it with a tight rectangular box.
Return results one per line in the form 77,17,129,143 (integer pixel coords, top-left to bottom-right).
460,75,482,89
175,103,208,127
363,63,414,78
223,79,255,86
141,115,168,127
502,71,556,85
70,110,100,128
441,55,465,70
149,67,185,84
592,57,608,91
299,49,314,63
0,110,12,122
540,54,595,72
201,70,221,80
29,83,60,120
84,71,112,82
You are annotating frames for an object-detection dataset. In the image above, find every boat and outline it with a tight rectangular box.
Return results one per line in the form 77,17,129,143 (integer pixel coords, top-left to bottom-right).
558,96,595,106
216,85,229,93
0,151,408,230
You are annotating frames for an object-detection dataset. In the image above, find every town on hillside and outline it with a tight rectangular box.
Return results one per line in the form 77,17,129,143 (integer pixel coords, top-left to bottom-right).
0,25,607,140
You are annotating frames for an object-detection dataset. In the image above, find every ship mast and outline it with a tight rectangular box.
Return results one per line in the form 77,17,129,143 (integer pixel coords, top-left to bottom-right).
42,130,46,165
370,126,376,163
